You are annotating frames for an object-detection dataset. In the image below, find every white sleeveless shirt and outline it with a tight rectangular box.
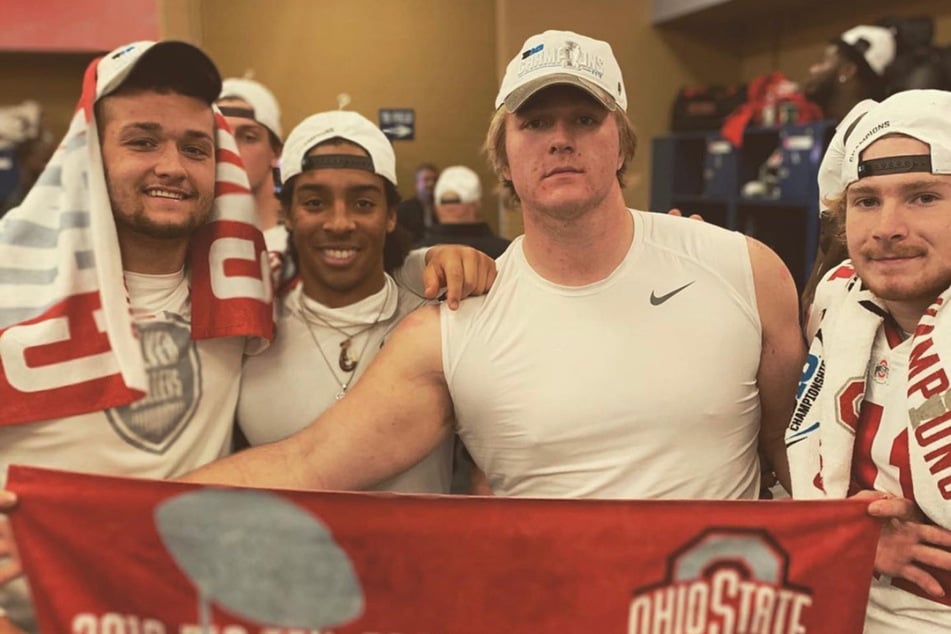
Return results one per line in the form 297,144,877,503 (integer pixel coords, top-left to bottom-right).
442,209,763,499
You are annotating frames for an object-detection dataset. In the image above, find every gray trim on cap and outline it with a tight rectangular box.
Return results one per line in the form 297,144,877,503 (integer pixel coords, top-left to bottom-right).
503,74,617,112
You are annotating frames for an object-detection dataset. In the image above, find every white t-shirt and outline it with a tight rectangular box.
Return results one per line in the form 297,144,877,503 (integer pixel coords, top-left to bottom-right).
263,224,289,254
443,209,763,499
238,275,453,494
0,269,247,630
0,269,243,480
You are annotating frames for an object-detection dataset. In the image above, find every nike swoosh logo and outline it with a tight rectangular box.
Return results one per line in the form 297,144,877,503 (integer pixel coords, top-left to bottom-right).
650,281,695,306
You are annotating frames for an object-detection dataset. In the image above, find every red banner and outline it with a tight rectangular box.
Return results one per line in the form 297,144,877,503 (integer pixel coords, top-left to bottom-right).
7,466,879,634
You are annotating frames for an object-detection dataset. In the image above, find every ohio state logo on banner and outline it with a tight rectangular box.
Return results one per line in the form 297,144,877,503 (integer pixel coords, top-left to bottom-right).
629,529,813,634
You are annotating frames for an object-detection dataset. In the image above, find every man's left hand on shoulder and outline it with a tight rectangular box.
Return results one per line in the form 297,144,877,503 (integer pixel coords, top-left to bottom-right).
423,245,497,310
667,208,704,221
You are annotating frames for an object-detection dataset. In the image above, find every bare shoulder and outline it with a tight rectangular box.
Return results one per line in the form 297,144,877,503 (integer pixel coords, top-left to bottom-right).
743,236,800,328
744,236,793,281
386,302,442,350
377,303,444,378
393,301,441,331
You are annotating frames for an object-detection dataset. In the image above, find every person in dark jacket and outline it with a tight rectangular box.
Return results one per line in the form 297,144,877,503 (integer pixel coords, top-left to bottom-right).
414,165,509,258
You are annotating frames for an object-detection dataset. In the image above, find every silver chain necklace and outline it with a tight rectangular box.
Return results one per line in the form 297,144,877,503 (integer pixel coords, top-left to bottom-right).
297,284,391,399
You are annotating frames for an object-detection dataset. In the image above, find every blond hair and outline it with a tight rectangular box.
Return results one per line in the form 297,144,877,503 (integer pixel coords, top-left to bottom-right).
483,106,637,204
821,190,848,251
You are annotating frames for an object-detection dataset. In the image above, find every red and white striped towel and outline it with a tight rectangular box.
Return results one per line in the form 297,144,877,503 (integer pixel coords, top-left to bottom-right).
0,45,273,426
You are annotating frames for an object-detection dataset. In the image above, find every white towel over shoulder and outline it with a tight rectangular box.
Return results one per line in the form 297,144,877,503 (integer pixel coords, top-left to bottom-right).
787,267,951,529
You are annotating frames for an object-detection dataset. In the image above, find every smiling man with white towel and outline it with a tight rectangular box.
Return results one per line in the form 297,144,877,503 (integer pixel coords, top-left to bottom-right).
0,40,274,632
788,89,951,633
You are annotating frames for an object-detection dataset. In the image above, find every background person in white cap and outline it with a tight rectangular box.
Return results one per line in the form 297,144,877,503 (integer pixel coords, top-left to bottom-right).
235,110,497,494
180,30,803,506
803,25,896,124
787,89,951,633
0,39,276,633
800,25,899,318
217,77,285,252
414,165,509,258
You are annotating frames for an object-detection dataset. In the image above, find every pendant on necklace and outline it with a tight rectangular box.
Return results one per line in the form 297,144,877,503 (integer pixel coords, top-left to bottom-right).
339,338,358,372
335,387,347,400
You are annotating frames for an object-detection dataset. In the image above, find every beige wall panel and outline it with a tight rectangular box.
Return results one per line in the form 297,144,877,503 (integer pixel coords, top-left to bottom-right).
0,52,96,142
199,0,500,228
197,0,738,237
158,0,205,43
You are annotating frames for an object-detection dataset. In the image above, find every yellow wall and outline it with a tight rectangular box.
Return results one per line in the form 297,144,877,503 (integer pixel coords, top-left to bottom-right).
184,0,740,236
196,0,500,228
0,52,96,141
157,0,203,43
1,0,174,144
6,0,951,237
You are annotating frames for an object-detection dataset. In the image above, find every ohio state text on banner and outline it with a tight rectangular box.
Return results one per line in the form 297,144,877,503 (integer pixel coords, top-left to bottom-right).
7,466,879,634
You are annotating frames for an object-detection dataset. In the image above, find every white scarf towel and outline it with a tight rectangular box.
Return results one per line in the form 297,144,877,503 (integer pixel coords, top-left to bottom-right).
787,269,951,529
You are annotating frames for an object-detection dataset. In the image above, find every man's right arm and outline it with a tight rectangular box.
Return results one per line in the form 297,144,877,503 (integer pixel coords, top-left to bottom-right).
746,236,805,495
182,304,453,490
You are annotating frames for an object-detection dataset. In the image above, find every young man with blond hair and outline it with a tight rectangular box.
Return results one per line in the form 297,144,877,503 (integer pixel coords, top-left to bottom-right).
788,89,951,632
217,77,286,251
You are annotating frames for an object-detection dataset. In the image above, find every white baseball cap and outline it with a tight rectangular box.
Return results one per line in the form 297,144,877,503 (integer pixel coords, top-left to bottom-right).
838,25,896,78
816,98,876,207
435,166,482,205
0,100,42,145
280,110,397,186
495,30,627,112
219,77,283,142
95,40,221,104
839,89,951,189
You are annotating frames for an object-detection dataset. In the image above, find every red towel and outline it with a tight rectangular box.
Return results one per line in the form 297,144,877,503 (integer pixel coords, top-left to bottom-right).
721,72,824,146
